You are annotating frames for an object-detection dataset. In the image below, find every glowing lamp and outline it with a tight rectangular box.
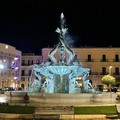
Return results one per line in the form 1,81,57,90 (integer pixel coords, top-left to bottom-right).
0,64,4,69
14,77,18,80
15,67,19,70
14,57,19,61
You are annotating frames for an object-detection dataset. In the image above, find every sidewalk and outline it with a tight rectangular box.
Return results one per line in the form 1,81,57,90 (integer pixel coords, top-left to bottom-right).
0,92,120,119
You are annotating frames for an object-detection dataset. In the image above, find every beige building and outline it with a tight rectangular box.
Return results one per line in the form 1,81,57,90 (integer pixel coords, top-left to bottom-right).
42,47,120,88
1,43,120,91
21,53,42,90
0,43,21,89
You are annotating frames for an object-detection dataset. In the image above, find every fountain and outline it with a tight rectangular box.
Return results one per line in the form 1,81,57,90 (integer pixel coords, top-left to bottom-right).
29,13,95,94
5,13,103,108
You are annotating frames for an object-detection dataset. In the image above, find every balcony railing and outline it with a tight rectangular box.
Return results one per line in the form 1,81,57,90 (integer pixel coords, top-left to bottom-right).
113,59,120,62
21,63,34,66
100,72,109,75
113,73,120,75
21,74,31,76
100,59,108,62
85,59,94,62
22,63,41,66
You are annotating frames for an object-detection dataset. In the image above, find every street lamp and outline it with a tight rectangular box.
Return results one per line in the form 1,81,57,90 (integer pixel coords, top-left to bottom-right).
109,66,113,75
0,60,4,69
0,64,4,69
108,66,113,97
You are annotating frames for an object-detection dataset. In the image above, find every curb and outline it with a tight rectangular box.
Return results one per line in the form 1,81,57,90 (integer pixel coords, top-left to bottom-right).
0,113,107,119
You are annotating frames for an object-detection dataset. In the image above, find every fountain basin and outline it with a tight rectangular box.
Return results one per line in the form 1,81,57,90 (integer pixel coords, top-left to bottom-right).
46,66,78,75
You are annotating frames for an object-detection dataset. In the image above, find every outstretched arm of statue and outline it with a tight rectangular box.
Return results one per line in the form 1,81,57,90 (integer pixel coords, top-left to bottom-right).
82,72,89,81
88,81,94,89
48,42,60,64
34,71,41,81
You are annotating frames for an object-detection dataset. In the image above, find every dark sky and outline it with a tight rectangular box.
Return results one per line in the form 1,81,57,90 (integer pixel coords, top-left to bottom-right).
0,0,120,54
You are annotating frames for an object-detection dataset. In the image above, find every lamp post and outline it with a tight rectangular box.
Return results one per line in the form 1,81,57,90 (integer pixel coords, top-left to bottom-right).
109,66,113,75
108,66,113,98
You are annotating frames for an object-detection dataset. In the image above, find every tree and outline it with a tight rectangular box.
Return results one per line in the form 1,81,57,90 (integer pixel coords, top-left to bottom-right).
102,75,115,91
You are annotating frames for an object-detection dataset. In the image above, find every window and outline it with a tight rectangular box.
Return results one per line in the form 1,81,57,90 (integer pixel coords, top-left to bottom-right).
102,54,106,62
21,70,25,76
115,67,119,75
22,60,25,65
31,60,33,65
28,60,30,65
102,67,106,75
88,54,91,62
29,70,32,76
115,54,119,62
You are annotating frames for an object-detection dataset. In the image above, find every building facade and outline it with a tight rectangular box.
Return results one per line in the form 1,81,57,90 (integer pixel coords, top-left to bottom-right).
0,43,21,89
1,43,120,91
42,47,120,88
21,53,42,90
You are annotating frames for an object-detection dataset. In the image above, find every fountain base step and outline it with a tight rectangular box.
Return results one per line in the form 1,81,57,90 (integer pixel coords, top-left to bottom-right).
5,91,117,107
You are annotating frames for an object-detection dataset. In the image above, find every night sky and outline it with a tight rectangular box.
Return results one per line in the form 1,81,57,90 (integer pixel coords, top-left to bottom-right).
0,0,120,54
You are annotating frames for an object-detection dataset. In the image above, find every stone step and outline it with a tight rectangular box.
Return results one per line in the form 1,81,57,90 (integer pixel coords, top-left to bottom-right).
35,106,74,114
35,111,74,115
33,114,60,119
36,106,74,110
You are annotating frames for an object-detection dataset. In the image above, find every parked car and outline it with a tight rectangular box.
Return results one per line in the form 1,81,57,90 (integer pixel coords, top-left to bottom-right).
111,87,118,92
0,88,4,94
2,87,15,91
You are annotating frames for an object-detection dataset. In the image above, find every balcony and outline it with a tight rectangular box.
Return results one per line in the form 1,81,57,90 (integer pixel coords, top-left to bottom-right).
100,72,109,75
113,59,120,62
85,59,94,62
100,59,108,62
21,73,30,76
21,63,33,66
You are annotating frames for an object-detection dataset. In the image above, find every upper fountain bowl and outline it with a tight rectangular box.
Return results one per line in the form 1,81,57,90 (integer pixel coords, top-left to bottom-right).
46,66,78,75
